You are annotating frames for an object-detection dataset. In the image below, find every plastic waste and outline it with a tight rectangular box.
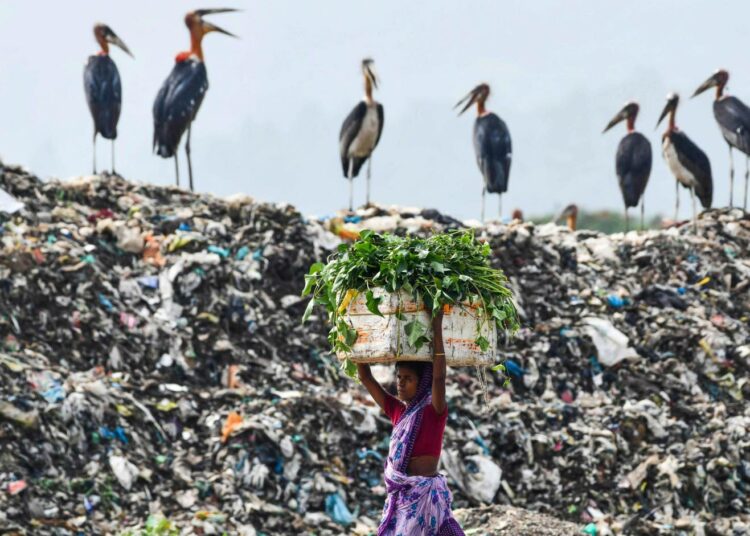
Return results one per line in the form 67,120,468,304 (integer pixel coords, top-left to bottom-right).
325,492,354,526
109,454,139,490
581,317,639,367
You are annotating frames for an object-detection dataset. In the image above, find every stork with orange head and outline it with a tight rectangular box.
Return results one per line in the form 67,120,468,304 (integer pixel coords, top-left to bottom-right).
153,9,238,192
84,23,133,175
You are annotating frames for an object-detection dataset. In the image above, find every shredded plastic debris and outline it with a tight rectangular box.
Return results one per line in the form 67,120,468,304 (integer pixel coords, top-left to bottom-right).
1,162,749,535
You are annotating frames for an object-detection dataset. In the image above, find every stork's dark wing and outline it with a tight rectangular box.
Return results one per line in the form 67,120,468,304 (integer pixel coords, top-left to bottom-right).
473,113,512,193
616,132,652,208
714,96,750,155
339,101,367,176
671,131,713,208
153,59,208,158
84,55,122,139
375,103,385,147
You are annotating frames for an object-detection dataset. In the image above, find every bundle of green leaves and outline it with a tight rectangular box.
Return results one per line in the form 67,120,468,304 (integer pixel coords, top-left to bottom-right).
302,230,520,377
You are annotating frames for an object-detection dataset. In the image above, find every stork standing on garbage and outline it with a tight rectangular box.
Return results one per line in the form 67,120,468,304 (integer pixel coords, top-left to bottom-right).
455,83,512,223
555,204,578,231
84,23,133,175
339,58,384,212
603,102,652,232
656,93,713,231
693,69,750,210
153,9,238,192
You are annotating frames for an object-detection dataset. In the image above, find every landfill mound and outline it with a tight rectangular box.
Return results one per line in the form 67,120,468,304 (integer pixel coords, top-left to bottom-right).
1,162,749,536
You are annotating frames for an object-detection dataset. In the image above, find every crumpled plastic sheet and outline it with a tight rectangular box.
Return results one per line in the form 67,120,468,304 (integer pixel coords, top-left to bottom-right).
1,161,749,535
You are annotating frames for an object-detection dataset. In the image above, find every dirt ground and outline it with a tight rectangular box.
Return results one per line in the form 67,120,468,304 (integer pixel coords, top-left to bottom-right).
455,505,581,535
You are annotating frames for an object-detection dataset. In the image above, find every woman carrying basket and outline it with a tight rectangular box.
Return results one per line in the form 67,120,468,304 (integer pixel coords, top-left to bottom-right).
357,308,465,535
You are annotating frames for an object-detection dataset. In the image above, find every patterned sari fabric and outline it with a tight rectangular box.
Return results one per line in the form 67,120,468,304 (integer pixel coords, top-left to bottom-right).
377,364,465,536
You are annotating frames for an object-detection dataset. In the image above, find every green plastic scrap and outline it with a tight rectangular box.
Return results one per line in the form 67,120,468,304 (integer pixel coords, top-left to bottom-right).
582,523,597,535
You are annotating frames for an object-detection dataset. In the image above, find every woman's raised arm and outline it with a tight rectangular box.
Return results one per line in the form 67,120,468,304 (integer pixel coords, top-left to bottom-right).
357,363,389,412
431,310,447,414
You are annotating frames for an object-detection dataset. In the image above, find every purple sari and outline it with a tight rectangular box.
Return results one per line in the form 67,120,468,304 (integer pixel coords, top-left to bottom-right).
377,363,465,536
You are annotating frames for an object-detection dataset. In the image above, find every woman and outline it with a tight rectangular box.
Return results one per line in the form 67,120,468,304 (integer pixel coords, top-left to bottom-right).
357,309,465,535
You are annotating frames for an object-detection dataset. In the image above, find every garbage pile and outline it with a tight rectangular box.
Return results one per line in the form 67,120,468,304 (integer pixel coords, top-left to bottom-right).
1,161,749,535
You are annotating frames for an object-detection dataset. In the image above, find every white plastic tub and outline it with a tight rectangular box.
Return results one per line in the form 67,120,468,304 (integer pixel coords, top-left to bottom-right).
336,289,497,366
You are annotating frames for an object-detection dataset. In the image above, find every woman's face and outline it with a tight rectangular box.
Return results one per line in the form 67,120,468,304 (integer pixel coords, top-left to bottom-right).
396,366,419,402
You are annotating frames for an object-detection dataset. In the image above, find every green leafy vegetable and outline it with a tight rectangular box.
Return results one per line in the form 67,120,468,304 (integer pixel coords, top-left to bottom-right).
475,335,490,352
404,319,430,349
365,290,383,317
301,230,520,378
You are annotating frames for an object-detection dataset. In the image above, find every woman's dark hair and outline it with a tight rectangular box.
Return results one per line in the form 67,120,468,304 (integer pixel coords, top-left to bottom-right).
395,361,427,381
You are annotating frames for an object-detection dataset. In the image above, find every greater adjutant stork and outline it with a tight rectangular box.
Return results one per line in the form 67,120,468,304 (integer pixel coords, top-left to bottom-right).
339,58,384,211
84,23,133,175
693,69,750,210
555,204,578,232
656,93,713,231
455,83,511,222
153,9,237,192
603,102,652,231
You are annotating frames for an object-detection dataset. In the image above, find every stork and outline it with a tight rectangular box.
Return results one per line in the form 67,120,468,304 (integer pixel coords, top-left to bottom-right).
693,69,750,209
555,204,578,231
656,93,712,231
455,83,511,222
339,58,384,211
603,102,652,232
153,9,237,192
84,23,133,175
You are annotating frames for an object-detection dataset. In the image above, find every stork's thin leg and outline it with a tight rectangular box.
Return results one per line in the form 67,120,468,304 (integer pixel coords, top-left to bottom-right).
111,140,116,175
728,145,735,207
481,186,486,223
174,155,180,188
366,156,372,207
674,181,679,222
744,155,749,211
624,208,629,233
691,187,697,232
186,125,194,192
498,194,503,221
92,132,97,175
347,159,354,212
640,198,645,232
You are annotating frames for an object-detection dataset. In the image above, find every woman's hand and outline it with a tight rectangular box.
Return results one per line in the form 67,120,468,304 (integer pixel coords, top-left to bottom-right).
357,362,387,412
357,363,372,379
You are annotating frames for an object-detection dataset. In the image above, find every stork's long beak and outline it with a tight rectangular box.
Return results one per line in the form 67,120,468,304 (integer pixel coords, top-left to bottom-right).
195,8,240,15
202,20,238,38
454,89,477,116
553,204,576,223
692,75,717,98
366,65,379,90
656,100,675,129
552,208,565,223
196,8,239,37
109,33,133,58
603,108,627,133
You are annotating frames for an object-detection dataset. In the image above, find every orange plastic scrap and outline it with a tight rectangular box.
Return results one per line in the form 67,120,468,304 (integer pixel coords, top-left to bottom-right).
327,218,361,241
338,227,361,241
221,412,242,443
227,364,240,389
142,234,166,267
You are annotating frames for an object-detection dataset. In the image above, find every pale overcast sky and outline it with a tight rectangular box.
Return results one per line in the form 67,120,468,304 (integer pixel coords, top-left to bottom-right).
1,0,749,220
